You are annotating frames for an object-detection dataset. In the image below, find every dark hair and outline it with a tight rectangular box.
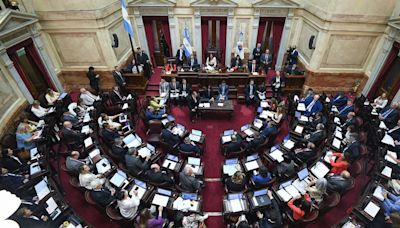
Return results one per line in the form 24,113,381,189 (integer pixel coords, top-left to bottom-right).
139,208,152,226
89,66,94,71
116,191,125,201
2,148,10,156
237,221,250,228
259,166,269,177
295,197,312,216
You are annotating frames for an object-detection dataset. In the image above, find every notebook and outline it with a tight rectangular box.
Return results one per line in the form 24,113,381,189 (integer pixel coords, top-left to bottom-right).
30,147,39,160
162,160,177,170
364,201,380,218
81,125,90,134
246,154,258,162
229,199,244,212
244,129,254,137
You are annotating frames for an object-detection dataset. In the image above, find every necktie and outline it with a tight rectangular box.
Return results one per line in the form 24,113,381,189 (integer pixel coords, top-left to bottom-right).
222,86,225,95
252,64,255,72
307,100,316,112
383,109,394,119
250,85,253,95
339,106,349,114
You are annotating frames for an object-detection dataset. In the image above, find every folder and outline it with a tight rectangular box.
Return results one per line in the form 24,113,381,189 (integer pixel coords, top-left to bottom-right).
297,103,306,111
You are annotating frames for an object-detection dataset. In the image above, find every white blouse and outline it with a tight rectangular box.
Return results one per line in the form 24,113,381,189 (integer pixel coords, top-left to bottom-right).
117,195,140,219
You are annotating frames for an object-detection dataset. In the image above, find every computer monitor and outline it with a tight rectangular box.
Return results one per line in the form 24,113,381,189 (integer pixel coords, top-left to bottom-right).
224,129,235,136
297,168,309,180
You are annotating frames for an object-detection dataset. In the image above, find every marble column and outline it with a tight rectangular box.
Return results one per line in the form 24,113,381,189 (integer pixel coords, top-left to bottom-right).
31,31,64,92
249,9,260,58
275,10,294,70
194,8,202,64
225,8,234,66
0,49,34,103
133,9,150,63
361,30,397,95
168,8,178,55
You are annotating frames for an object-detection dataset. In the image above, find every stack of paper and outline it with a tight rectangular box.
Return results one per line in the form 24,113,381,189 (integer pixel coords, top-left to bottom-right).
385,151,397,164
372,186,385,201
364,201,380,218
269,149,284,163
83,113,91,123
381,166,392,178
283,140,295,150
81,125,90,134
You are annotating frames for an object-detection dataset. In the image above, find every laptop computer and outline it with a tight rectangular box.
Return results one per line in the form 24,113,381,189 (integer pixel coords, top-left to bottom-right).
225,158,238,165
158,188,172,196
241,124,250,132
166,154,179,162
224,129,235,136
297,168,309,181
110,169,128,188
246,154,258,162
191,129,202,136
188,157,201,166
252,189,271,207
182,193,197,200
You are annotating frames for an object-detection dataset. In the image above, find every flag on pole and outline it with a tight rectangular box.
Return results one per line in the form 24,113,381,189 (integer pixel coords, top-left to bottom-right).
182,26,192,57
120,0,134,37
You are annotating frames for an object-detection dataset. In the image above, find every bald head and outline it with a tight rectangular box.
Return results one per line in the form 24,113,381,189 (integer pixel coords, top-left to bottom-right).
341,170,351,179
63,121,72,129
151,163,160,172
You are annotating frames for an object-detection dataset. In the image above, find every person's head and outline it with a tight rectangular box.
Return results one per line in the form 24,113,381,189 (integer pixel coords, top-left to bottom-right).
265,49,270,54
391,102,398,109
221,80,226,86
276,106,284,115
136,47,141,52
315,112,323,119
103,123,111,129
160,78,165,84
341,170,351,179
89,66,94,71
79,164,90,174
32,100,40,108
307,88,314,96
276,71,280,77
207,85,211,90
346,125,355,134
116,190,127,201
16,124,28,134
46,88,54,95
2,148,13,157
90,178,103,190
231,171,245,184
249,79,254,85
307,142,315,149
114,66,119,71
184,165,194,176
63,121,73,129
17,207,33,218
151,163,161,172
259,166,269,177
381,93,387,99
252,59,256,64
182,79,187,84
80,88,87,94
313,94,320,101
70,151,80,159
236,54,240,60
237,42,243,50
114,138,123,146
256,43,261,48
171,77,176,83
113,86,120,92
316,123,324,131
209,53,214,58
192,91,198,97
184,137,191,144
139,208,152,225
315,178,327,194
347,99,353,106
347,112,355,119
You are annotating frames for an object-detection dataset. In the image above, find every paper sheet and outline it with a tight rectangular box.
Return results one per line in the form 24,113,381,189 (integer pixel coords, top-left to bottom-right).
297,103,306,111
381,166,392,178
373,186,385,201
277,189,292,202
46,197,58,214
311,162,330,179
364,201,380,218
385,151,397,164
152,194,169,207
284,140,295,150
381,134,395,147
230,199,243,212
332,138,341,149
84,137,93,148
245,160,259,171
295,125,304,134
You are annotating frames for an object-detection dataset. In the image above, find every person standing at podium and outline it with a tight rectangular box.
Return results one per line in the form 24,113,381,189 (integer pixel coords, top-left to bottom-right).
136,47,152,79
248,59,260,74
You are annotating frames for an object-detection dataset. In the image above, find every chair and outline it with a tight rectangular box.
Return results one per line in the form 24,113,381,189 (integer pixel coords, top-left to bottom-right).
300,208,319,222
349,160,363,177
320,192,341,210
224,147,246,159
178,149,199,159
84,191,97,205
1,134,17,150
147,120,162,135
237,85,245,104
147,134,161,147
69,176,81,188
159,140,178,155
106,205,123,221
345,177,356,191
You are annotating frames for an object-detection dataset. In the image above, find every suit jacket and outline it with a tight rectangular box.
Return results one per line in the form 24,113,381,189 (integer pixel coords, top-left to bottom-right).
338,105,354,119
111,144,127,161
245,84,257,99
179,172,201,192
113,71,125,87
201,88,213,100
332,95,348,109
145,110,163,121
326,175,351,193
381,107,399,128
179,143,200,154
169,82,180,92
137,52,149,65
307,130,325,143
14,217,50,228
248,62,260,73
176,49,186,62
65,156,84,174
304,100,323,117
188,95,199,111
188,58,199,68
91,188,114,207
101,129,120,146
145,170,173,184
62,113,80,126
61,128,84,146
1,155,24,172
252,48,262,61
218,84,229,97
0,174,24,191
230,58,243,68
270,76,285,89
226,137,243,153
343,141,360,162
125,155,149,175
110,90,124,104
161,129,181,146
260,53,272,65
180,83,191,95
389,127,400,141
87,70,99,87
289,50,298,64
226,178,246,192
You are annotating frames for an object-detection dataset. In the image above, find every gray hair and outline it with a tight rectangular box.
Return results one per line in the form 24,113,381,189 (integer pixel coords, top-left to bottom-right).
315,178,327,194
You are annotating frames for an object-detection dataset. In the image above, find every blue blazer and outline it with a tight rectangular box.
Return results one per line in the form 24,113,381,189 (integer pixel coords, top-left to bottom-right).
218,85,229,97
145,110,163,120
331,95,348,109
338,105,354,119
304,100,323,117
179,143,200,153
381,107,399,128
303,96,314,106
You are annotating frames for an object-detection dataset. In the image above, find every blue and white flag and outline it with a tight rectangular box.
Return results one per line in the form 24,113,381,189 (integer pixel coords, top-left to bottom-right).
182,26,192,57
120,0,134,37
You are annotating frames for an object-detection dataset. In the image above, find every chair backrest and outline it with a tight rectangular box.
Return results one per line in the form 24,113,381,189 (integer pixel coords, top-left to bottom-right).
1,134,17,150
106,205,123,221
84,191,97,205
301,208,319,222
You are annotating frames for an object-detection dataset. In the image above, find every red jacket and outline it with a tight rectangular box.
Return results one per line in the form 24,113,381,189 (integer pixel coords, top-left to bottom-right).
287,194,311,220
330,152,349,174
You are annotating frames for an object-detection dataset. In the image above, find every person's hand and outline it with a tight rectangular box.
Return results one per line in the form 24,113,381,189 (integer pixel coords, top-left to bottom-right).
146,155,151,161
294,195,301,200
25,174,30,179
41,215,48,221
111,188,116,195
383,191,388,199
256,211,263,219
267,190,273,198
158,206,163,212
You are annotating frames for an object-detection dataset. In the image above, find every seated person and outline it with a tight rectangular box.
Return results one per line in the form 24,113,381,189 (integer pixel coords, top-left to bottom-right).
116,190,140,220
226,171,246,192
260,107,284,137
125,151,150,176
310,112,327,128
110,86,125,104
255,191,282,227
200,85,214,102
161,128,181,146
276,155,296,179
326,170,352,193
68,98,89,118
188,91,199,122
328,152,350,175
331,92,348,110
179,137,201,154
225,134,243,154
285,64,303,75
287,194,312,220
61,111,81,127
149,96,165,111
257,82,267,100
66,151,87,174
14,207,49,227
145,164,174,184
18,117,37,133
252,166,272,186
388,119,400,148
338,99,354,120
372,92,388,110
137,207,165,228
179,165,202,192
98,113,122,130
183,214,209,227
101,123,121,146
79,164,106,190
90,179,115,207
61,121,87,148
245,79,257,106
230,55,243,71
180,79,191,101
1,148,25,172
302,123,325,144
246,134,266,151
169,77,180,101
342,112,356,129
44,88,60,106
295,142,316,162
342,135,360,162
389,179,400,195
187,54,200,71
383,191,400,223
79,88,100,106
379,102,399,129
0,167,28,191
248,59,259,74
217,80,229,101
343,125,358,145
126,59,143,74
16,124,37,150
205,53,217,71
111,138,128,161
145,106,165,121
303,95,323,117
31,100,52,119
305,178,327,205
159,78,170,98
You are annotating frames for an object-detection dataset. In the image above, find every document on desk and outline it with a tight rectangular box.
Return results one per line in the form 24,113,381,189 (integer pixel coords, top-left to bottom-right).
335,130,343,139
364,201,380,218
373,186,385,201
84,137,93,148
331,106,339,113
131,185,146,199
297,103,306,111
381,166,392,178
33,128,43,140
292,179,307,194
379,121,388,130
324,151,337,163
332,138,341,149
334,117,341,125
122,103,129,110
30,162,41,175
152,194,169,207
223,164,237,176
138,147,151,158
30,147,39,160
96,158,111,174
260,101,269,108
162,160,177,170
35,179,50,200
259,111,268,119
294,125,304,134
81,125,90,134
244,129,254,137
277,189,292,202
230,199,244,212
221,135,232,144
89,149,100,159
269,149,284,163
311,162,330,179
217,103,224,107
83,113,91,123
385,151,397,164
189,134,201,142
299,115,309,122
381,134,395,147
285,185,301,198
203,103,210,108
283,140,295,150
245,160,259,171
46,197,58,214
253,119,263,129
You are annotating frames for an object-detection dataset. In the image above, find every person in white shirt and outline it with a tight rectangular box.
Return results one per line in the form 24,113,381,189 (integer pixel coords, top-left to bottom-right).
79,88,100,106
31,100,51,118
44,88,60,105
116,190,140,219
235,42,245,60
372,93,388,109
98,113,122,129
79,164,105,190
159,78,170,99
205,53,217,71
182,213,209,228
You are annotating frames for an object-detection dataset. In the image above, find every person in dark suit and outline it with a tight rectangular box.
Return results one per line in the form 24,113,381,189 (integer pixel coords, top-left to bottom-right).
90,179,115,207
389,119,400,140
145,106,165,121
270,71,285,99
61,111,81,128
125,59,143,74
113,66,126,95
179,137,201,154
179,165,202,192
226,171,246,192
248,59,260,74
230,55,243,71
188,91,199,122
136,47,152,79
14,207,50,228
217,80,229,101
303,95,323,117
343,137,360,163
145,163,174,185
379,102,399,129
176,44,186,66
257,82,267,101
260,49,272,74
200,85,214,102
87,66,100,94
303,123,325,144
245,79,257,106
326,171,352,193
61,121,85,148
338,99,354,120
252,43,262,63
285,64,303,75
310,112,327,128
225,134,243,154
246,134,266,151
110,86,125,104
295,142,316,162
0,167,27,191
187,54,199,71
1,148,25,172
161,128,181,146
112,138,128,161
169,77,180,103
101,123,121,146
125,151,150,176
288,46,298,65
331,92,348,109
179,79,191,104
256,191,283,228
65,151,86,174
342,112,356,129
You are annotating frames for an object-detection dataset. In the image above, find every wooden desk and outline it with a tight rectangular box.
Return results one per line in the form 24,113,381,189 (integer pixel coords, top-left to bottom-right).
198,100,234,119
124,72,148,94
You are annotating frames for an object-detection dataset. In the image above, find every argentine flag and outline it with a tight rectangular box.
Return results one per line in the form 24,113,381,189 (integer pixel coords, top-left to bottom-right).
182,27,192,57
120,0,134,37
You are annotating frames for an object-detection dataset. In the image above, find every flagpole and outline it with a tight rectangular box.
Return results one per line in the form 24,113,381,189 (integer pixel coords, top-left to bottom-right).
128,34,140,73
